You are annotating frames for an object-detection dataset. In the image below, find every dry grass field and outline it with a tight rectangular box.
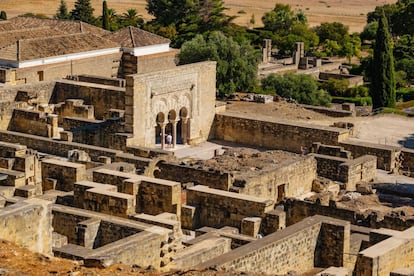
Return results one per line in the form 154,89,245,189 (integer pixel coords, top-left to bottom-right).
1,0,396,32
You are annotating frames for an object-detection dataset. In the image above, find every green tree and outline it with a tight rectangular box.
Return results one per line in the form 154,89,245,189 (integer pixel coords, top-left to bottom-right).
340,33,362,63
102,0,109,30
70,0,95,23
178,32,259,95
370,11,396,108
360,21,378,41
314,22,349,45
0,11,7,20
262,4,303,33
55,0,69,19
322,78,349,96
119,8,144,28
261,73,331,106
198,0,234,33
147,0,196,26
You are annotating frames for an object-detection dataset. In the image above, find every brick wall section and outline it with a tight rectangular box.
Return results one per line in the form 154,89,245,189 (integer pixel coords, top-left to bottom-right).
185,185,275,229
213,113,349,153
340,140,401,171
0,199,53,255
51,80,125,120
197,215,350,275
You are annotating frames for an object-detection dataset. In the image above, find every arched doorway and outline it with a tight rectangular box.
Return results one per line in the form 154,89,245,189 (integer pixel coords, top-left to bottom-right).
166,110,177,148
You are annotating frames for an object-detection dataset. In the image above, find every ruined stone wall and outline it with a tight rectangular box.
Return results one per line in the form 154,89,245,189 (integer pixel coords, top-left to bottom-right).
285,199,414,231
302,104,354,117
41,159,86,191
313,154,377,190
319,72,364,87
185,185,275,230
13,53,121,84
72,75,125,87
340,140,401,171
8,109,55,137
0,130,123,161
356,227,414,276
401,148,414,172
156,162,231,190
235,157,316,201
198,216,350,275
213,114,349,153
51,80,125,120
0,199,52,255
0,81,55,103
0,101,28,130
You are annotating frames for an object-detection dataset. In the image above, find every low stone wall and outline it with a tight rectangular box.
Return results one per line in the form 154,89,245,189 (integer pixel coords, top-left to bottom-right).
41,158,86,192
340,140,401,171
52,204,170,269
197,215,350,275
0,81,55,103
319,72,364,87
285,199,414,231
356,227,414,275
234,157,316,201
0,130,123,161
302,104,354,117
0,199,52,255
313,154,377,190
71,75,125,87
157,162,231,190
0,101,28,130
213,113,349,153
8,109,57,137
185,185,275,230
401,148,414,173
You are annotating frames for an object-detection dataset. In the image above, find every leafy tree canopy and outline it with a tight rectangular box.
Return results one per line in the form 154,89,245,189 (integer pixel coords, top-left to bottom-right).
314,22,349,45
261,73,331,106
178,31,259,95
262,4,307,34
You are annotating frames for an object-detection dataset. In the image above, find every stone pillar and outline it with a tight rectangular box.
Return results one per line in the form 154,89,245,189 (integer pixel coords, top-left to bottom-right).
171,120,178,148
181,117,189,145
160,123,166,150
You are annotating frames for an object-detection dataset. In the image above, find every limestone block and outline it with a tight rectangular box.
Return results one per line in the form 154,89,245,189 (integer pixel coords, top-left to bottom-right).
43,178,57,191
241,217,262,237
181,205,199,230
14,185,38,198
52,232,68,248
262,208,286,235
60,131,73,142
356,183,374,195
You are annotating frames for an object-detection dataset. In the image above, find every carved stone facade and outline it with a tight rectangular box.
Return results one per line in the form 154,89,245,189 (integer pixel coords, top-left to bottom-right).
125,61,216,148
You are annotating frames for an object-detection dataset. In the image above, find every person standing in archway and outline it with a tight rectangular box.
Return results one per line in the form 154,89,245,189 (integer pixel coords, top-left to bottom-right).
166,133,173,148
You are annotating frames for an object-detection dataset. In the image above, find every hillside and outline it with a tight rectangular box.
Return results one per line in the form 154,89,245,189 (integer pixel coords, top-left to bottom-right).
0,0,396,32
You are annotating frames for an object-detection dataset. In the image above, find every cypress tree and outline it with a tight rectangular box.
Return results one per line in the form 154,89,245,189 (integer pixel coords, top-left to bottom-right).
70,0,95,23
370,10,396,109
55,0,69,19
102,1,109,30
0,11,7,20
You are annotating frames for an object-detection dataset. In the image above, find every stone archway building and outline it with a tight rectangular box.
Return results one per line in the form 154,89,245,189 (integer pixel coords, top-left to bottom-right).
125,61,216,148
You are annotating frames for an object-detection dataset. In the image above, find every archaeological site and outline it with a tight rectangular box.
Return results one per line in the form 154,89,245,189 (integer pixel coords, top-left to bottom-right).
2,16,414,276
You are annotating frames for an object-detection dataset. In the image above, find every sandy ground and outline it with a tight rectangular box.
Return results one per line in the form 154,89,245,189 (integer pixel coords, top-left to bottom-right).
0,0,396,32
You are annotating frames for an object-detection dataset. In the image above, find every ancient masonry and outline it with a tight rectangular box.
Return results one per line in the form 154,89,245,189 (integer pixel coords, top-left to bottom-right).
1,17,414,276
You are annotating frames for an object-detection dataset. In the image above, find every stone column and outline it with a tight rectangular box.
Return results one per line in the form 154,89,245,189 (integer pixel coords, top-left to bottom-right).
160,123,166,150
171,120,178,148
181,117,189,145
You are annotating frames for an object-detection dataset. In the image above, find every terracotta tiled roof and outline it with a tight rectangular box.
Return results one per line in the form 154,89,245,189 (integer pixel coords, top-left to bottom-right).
0,33,119,61
1,17,110,37
0,27,65,49
106,26,170,48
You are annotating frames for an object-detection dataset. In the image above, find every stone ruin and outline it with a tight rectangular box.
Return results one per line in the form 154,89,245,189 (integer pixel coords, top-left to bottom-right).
0,58,414,276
